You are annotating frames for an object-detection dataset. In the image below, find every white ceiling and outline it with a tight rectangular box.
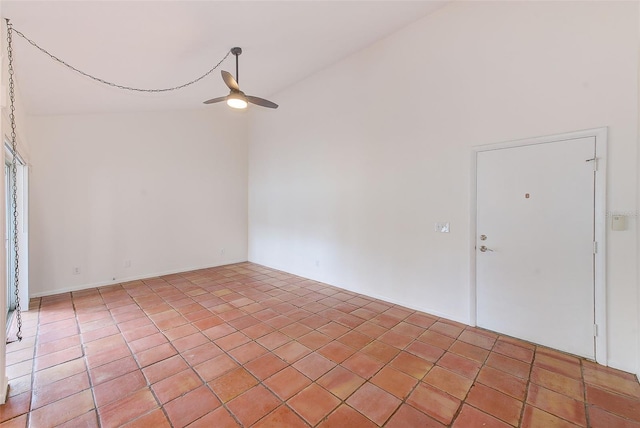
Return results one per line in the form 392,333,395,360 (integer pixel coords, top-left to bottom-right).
2,1,447,116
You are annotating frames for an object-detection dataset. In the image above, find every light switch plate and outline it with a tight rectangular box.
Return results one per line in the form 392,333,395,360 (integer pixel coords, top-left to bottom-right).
435,222,450,233
612,215,627,231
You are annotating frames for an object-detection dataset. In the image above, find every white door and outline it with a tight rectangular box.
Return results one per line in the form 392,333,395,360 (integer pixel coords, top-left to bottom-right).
476,137,596,359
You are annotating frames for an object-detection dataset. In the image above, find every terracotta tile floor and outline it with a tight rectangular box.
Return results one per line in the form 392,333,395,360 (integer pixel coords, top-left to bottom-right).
1,262,639,427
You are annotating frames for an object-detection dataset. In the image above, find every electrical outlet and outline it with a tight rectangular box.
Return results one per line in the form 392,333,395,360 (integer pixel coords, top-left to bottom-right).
124,260,131,268
435,222,450,233
72,266,80,275
220,248,225,257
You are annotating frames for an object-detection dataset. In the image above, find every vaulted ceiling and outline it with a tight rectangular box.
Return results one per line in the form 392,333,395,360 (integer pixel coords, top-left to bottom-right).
2,1,447,115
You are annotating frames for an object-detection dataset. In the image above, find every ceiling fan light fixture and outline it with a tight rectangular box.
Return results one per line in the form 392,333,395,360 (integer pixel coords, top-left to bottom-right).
226,92,248,109
203,47,278,109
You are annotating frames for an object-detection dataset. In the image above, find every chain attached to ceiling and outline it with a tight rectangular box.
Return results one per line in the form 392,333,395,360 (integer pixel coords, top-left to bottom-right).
5,19,22,342
8,21,232,93
1,18,233,343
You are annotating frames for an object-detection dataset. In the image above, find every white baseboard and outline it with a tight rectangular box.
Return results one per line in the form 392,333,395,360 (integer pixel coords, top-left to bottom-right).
30,259,248,298
0,375,8,404
247,259,470,326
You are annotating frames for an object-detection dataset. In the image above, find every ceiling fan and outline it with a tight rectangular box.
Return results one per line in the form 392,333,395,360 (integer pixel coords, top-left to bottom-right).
204,47,278,110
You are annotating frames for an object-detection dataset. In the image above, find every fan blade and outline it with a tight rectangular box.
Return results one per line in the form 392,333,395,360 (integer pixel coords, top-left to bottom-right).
203,96,227,104
221,70,239,91
246,95,278,109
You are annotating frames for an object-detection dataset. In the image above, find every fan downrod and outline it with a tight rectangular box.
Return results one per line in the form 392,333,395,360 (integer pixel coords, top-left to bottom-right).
203,45,278,109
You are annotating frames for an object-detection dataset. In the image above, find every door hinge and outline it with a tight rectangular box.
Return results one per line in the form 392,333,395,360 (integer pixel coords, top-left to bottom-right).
594,324,598,337
586,157,598,171
593,241,598,254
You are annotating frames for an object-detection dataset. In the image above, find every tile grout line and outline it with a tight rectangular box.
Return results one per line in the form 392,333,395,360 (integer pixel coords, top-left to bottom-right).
72,291,102,428
581,358,590,428
113,279,176,428
447,328,499,426
379,324,448,426
27,297,42,428
517,342,535,428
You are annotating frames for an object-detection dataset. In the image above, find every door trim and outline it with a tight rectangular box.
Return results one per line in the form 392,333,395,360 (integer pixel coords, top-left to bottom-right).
469,127,607,365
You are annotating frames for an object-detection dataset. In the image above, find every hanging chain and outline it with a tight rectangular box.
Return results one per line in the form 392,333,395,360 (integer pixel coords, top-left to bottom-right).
6,19,22,341
0,20,232,343
10,25,231,93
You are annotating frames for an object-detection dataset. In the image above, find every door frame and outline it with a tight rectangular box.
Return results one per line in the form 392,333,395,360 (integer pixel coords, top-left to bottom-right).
469,127,607,365
4,144,28,313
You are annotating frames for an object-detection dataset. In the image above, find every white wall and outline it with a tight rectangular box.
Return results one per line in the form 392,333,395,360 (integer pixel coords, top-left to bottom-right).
28,109,248,296
248,1,639,372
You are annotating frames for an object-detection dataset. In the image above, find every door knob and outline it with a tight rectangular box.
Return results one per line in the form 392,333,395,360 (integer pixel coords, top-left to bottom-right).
479,246,494,252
